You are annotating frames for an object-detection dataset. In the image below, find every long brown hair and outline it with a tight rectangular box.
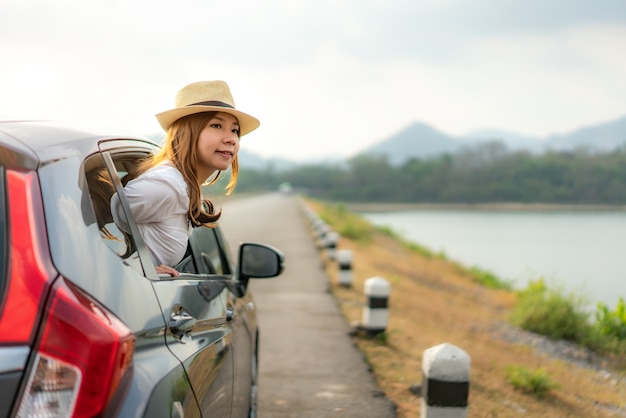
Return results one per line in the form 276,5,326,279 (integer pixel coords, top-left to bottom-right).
134,112,239,227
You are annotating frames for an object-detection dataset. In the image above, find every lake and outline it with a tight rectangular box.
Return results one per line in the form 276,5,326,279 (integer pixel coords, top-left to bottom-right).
360,209,626,309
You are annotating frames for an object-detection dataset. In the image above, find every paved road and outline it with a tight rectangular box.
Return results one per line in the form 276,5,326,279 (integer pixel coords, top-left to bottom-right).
219,193,397,418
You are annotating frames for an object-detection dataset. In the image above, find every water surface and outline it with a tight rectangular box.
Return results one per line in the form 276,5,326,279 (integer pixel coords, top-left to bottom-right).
361,209,626,308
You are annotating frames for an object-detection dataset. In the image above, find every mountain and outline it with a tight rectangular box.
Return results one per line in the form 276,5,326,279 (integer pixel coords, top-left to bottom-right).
142,114,626,168
359,122,461,165
237,150,297,171
358,114,626,165
545,115,626,151
461,129,544,152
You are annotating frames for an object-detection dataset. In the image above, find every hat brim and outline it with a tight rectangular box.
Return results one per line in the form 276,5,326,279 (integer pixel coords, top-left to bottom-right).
155,105,260,136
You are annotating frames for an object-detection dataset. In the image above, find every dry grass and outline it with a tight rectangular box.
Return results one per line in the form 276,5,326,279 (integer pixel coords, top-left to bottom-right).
305,199,626,418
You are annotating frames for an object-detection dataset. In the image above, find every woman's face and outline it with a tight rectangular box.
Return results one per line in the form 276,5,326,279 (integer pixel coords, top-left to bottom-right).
196,111,241,176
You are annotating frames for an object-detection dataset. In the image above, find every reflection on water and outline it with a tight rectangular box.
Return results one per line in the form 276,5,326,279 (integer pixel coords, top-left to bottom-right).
362,210,626,308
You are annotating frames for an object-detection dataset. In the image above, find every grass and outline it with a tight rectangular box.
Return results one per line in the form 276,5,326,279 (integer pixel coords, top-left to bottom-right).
505,365,559,398
465,266,513,290
510,280,626,363
318,203,375,243
304,197,626,418
510,279,592,342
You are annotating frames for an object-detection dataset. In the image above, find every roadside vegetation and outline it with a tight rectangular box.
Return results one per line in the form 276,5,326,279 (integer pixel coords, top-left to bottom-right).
306,198,626,417
237,143,626,206
511,279,626,359
505,365,560,398
318,200,626,360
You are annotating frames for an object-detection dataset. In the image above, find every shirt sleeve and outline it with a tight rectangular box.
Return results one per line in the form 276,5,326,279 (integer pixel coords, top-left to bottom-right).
110,166,189,227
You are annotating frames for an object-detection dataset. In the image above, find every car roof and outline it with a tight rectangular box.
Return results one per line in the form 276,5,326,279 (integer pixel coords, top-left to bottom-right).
0,119,158,169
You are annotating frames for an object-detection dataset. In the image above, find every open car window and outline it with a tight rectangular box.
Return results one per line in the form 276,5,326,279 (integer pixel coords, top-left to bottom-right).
83,141,159,279
84,140,233,281
84,166,133,259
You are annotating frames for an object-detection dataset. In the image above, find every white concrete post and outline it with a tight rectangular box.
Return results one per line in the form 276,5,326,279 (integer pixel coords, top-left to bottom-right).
317,222,330,239
301,204,316,225
336,249,353,287
362,277,390,335
314,221,330,249
324,231,340,260
421,343,470,418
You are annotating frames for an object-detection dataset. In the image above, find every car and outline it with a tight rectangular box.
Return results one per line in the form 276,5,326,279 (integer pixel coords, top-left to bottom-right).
0,119,284,418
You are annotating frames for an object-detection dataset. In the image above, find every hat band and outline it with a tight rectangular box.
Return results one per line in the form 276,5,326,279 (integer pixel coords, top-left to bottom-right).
187,100,235,109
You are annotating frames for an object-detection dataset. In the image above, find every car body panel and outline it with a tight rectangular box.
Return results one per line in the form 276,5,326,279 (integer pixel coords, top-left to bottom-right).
109,344,201,418
0,119,281,418
0,372,21,417
0,128,39,170
151,276,234,417
230,291,257,417
37,157,165,334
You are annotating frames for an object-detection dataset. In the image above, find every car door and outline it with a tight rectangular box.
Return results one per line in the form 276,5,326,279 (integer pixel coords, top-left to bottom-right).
183,225,242,417
98,146,235,417
212,226,257,418
151,258,234,418
185,223,260,417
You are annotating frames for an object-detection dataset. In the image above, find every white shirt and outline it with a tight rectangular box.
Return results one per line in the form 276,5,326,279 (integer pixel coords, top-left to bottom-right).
111,162,192,267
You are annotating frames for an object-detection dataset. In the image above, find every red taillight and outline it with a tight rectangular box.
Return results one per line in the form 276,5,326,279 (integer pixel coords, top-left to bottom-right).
0,169,57,344
16,278,135,418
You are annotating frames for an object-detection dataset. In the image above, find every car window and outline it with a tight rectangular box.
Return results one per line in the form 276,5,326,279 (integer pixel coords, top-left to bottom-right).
85,145,231,281
85,167,134,259
84,148,153,277
188,227,226,275
212,226,234,274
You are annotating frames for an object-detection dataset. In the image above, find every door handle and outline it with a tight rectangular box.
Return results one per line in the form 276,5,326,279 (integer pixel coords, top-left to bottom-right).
226,307,236,322
169,307,197,341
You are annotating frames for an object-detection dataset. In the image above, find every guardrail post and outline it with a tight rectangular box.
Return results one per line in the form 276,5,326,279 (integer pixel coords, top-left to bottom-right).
313,222,331,250
421,343,470,418
324,231,340,260
312,219,328,241
362,276,390,336
336,249,353,287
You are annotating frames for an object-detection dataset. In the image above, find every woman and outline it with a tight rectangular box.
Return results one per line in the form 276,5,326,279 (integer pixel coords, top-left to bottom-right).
111,80,260,276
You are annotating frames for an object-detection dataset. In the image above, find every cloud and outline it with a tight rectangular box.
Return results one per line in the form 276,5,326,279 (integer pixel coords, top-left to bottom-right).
1,0,625,161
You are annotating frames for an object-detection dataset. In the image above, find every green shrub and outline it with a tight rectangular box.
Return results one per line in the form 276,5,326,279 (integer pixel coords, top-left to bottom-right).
511,279,592,342
595,297,626,340
506,365,559,397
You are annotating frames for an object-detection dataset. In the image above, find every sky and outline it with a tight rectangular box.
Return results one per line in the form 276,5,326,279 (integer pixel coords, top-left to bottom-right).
1,0,625,162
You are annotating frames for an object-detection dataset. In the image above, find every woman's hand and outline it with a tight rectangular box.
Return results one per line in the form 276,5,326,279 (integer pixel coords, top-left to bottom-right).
156,264,179,277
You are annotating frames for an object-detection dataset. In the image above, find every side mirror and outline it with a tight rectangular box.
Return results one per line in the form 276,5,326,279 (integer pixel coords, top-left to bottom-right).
238,243,284,282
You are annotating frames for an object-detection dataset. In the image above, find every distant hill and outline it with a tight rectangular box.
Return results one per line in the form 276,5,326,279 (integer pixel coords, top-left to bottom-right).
142,114,626,168
359,122,460,165
238,150,297,171
359,114,626,165
545,115,626,151
461,129,544,151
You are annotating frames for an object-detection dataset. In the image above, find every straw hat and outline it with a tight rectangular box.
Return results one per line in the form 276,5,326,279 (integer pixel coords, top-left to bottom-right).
155,80,260,136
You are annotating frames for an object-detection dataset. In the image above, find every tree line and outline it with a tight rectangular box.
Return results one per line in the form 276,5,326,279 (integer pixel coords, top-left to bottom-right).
230,141,626,205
